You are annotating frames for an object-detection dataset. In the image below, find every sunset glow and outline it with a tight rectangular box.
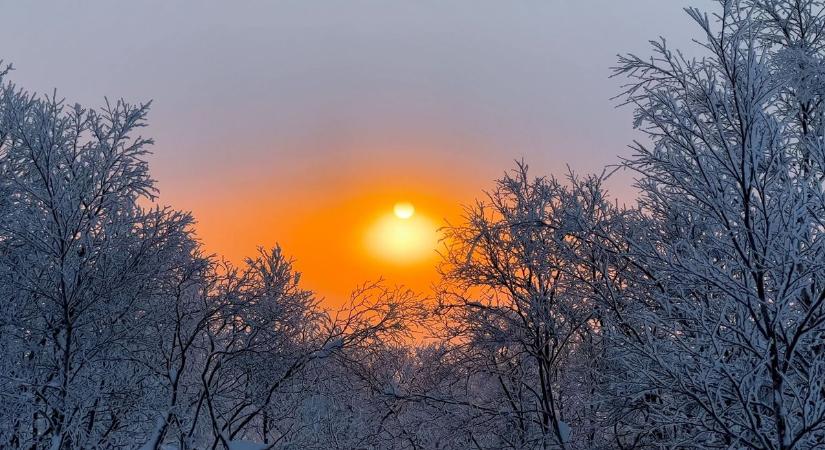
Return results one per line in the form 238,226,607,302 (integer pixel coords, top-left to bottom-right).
180,171,471,305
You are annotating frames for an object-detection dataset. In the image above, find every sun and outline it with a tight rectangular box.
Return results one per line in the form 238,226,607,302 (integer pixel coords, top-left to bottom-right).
394,202,415,219
365,202,439,265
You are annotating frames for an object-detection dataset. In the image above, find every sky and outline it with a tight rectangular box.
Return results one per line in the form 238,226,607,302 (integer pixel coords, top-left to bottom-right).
0,0,714,304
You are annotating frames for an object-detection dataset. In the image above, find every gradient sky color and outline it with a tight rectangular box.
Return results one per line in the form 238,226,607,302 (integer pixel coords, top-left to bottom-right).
0,0,714,303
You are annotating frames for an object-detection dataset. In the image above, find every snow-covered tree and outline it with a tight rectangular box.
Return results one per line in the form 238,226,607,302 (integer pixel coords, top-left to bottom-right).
607,1,825,447
0,63,199,449
136,251,425,450
435,162,618,449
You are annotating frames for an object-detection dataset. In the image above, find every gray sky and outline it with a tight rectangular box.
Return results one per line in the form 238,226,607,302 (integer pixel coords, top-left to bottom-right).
0,0,716,297
1,0,713,194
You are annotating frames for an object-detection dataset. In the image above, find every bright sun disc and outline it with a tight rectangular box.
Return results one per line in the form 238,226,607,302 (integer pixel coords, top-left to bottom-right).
394,202,415,219
365,206,438,265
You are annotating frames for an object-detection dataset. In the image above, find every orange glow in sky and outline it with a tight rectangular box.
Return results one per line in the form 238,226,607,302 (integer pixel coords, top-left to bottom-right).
176,157,478,306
